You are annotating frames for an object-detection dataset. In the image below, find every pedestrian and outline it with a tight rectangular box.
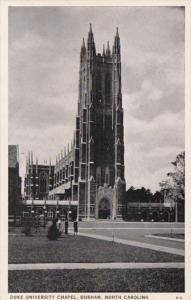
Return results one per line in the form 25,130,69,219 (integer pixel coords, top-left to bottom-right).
34,215,40,233
47,219,59,240
73,219,78,236
56,217,62,237
65,219,68,235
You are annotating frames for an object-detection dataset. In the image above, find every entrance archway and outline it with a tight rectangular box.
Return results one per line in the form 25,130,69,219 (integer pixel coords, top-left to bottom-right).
98,198,111,219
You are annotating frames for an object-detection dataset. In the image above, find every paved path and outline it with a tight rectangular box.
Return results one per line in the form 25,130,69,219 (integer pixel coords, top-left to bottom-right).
77,227,184,230
9,262,184,271
71,231,184,256
72,222,184,250
145,234,184,243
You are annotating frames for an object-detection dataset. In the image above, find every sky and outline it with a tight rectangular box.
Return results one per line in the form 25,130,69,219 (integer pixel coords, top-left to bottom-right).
8,6,185,192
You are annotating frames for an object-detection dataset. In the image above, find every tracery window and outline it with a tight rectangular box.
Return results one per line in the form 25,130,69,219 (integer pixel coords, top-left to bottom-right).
39,172,48,193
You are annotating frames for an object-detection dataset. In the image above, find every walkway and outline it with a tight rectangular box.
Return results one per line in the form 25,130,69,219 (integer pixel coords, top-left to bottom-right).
9,262,184,271
145,234,184,243
70,231,184,256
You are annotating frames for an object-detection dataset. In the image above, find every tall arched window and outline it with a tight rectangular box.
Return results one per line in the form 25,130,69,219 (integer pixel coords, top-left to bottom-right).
105,167,110,185
96,72,102,105
96,167,101,186
39,172,48,193
105,73,111,104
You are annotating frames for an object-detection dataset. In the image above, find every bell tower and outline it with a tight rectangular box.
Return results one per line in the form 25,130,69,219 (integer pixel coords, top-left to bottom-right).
76,25,126,220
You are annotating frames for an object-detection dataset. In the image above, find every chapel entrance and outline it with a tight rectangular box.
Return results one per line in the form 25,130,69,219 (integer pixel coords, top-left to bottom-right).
98,198,111,219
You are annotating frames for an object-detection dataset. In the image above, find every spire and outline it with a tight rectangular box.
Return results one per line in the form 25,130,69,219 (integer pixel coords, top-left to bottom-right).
113,27,120,56
31,151,33,172
82,37,85,47
49,158,51,173
73,131,75,146
36,157,38,174
87,23,96,56
80,37,86,61
106,41,111,57
26,154,28,173
102,44,105,56
28,151,30,165
90,23,92,33
31,151,33,164
116,27,119,37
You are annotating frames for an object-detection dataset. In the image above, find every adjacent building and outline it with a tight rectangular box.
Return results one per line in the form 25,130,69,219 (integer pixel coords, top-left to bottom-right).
8,145,22,215
24,153,54,201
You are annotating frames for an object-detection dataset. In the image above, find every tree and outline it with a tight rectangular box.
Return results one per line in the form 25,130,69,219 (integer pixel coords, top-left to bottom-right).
125,186,154,203
167,152,185,202
153,191,163,203
159,152,185,221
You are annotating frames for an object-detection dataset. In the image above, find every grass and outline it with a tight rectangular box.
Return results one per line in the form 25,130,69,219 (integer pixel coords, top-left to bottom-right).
154,233,184,239
9,234,184,264
8,269,184,293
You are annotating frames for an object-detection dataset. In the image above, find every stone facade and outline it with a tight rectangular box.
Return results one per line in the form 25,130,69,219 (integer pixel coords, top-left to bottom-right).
50,25,126,220
24,152,54,201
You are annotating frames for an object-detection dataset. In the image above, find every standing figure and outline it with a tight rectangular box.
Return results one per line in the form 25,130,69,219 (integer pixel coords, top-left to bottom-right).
56,217,62,236
65,219,68,235
34,215,40,233
47,219,59,240
73,220,78,236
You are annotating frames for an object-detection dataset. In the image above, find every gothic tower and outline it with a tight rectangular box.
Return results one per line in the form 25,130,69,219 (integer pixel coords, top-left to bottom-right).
74,25,126,220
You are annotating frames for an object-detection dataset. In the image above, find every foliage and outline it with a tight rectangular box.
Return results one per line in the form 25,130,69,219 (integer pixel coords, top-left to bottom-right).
21,225,32,236
125,186,163,203
159,152,185,203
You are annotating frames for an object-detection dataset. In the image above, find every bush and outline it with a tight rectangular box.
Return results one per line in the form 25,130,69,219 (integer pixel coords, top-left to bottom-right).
21,225,32,236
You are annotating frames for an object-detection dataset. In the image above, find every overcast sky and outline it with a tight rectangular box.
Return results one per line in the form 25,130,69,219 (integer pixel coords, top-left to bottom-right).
8,6,185,192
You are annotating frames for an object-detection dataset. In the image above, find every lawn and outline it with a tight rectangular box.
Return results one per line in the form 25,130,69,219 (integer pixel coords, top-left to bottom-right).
8,269,184,293
9,234,184,264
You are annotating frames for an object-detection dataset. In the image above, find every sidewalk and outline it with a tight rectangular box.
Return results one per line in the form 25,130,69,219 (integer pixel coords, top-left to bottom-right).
9,262,184,270
145,234,184,243
71,231,184,256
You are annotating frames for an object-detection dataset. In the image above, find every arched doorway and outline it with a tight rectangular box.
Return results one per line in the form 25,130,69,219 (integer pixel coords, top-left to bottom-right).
98,198,111,219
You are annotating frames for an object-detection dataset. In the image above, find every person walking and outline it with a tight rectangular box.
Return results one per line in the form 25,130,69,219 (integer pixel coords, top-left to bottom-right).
73,219,78,236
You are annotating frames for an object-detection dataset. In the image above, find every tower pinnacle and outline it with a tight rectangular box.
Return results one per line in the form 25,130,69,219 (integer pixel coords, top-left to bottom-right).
89,23,92,33
106,41,111,57
102,44,105,56
87,23,96,56
80,37,86,60
116,27,119,37
113,27,120,56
